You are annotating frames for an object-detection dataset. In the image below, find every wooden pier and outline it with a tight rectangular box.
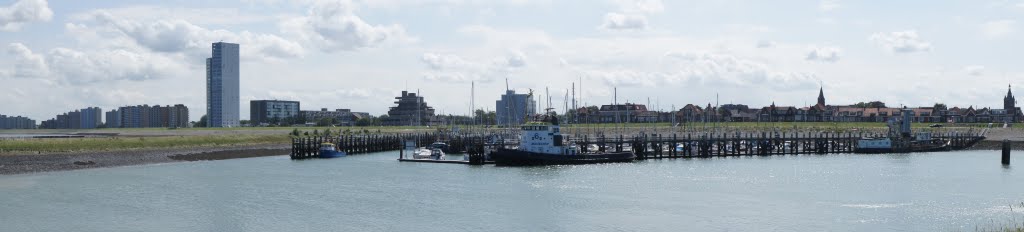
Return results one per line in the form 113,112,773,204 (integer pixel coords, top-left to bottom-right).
290,129,986,161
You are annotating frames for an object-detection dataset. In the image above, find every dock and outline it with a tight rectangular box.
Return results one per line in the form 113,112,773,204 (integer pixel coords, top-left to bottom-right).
397,159,495,164
289,128,986,161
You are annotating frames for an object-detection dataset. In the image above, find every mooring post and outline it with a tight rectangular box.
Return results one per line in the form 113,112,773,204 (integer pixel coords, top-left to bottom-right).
1003,139,1011,165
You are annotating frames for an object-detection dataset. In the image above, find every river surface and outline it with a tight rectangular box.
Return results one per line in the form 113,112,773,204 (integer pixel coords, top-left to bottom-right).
1,150,1022,232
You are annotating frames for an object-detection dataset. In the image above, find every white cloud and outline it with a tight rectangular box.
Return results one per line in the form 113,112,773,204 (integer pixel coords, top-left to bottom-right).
600,12,647,30
83,11,305,62
981,20,1015,38
572,51,817,89
47,47,183,84
69,6,276,26
600,0,661,31
805,46,841,62
419,51,528,83
661,52,818,89
0,0,52,32
354,0,552,9
6,43,49,78
964,65,984,76
611,0,664,14
283,0,411,52
869,30,932,53
819,0,840,11
4,43,186,85
756,40,776,48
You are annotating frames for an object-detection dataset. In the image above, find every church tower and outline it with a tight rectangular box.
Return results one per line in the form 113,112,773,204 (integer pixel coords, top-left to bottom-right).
816,86,826,107
1006,85,1017,122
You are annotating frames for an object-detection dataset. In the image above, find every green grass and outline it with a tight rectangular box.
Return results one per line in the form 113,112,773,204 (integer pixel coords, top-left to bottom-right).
0,134,291,154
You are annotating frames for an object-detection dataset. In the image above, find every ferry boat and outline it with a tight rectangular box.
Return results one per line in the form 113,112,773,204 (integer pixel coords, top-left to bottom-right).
319,143,347,158
490,115,636,166
855,108,950,154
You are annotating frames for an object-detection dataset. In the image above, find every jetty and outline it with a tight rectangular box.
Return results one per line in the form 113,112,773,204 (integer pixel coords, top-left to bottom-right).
290,128,986,161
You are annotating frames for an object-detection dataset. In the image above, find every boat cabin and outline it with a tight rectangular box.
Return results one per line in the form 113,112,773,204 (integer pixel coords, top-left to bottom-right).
320,143,337,151
857,138,892,149
517,118,578,155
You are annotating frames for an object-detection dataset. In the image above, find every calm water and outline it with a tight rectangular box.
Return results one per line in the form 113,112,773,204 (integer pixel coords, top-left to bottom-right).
1,151,1022,232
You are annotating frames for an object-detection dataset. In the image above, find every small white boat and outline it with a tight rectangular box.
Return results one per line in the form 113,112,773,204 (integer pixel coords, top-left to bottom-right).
413,148,446,160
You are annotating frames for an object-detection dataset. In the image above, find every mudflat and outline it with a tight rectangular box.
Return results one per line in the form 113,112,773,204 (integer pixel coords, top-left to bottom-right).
0,144,288,175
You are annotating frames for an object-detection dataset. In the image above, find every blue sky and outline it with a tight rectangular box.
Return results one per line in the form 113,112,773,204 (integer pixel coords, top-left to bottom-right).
1,0,1021,121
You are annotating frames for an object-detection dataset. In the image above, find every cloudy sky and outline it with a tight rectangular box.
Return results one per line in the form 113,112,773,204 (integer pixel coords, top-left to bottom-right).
1,0,1022,121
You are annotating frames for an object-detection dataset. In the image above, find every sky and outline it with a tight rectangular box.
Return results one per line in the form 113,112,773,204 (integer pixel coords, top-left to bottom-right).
1,0,1022,122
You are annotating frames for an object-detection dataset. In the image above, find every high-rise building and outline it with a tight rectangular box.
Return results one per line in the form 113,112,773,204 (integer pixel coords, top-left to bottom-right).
0,114,36,129
168,104,190,128
206,42,240,128
39,107,102,129
80,107,102,129
496,90,537,125
106,109,121,128
112,104,189,128
250,100,300,125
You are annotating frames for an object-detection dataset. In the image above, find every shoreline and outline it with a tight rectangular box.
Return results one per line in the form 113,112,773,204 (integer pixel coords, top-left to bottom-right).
967,140,1024,151
0,144,289,175
2,142,1019,175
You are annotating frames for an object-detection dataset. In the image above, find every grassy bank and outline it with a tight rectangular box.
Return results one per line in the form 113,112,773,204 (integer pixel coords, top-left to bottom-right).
0,134,291,154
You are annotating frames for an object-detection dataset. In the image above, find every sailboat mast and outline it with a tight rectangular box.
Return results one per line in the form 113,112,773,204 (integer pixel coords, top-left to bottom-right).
471,81,475,126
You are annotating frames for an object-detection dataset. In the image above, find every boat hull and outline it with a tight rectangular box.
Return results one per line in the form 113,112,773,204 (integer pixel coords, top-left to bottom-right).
490,149,636,166
319,150,347,158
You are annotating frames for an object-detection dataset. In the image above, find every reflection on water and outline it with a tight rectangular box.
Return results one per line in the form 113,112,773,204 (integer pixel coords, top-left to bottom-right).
0,150,1020,232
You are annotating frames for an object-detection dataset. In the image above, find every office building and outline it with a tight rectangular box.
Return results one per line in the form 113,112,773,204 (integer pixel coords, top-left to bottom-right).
250,100,300,125
496,90,537,125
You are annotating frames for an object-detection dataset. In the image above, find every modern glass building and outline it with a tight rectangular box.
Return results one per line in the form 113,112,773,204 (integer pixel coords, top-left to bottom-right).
206,42,240,127
250,100,300,125
496,90,537,126
79,107,102,129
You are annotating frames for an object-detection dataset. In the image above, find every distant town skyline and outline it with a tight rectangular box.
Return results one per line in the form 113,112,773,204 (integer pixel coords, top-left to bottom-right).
1,0,1023,121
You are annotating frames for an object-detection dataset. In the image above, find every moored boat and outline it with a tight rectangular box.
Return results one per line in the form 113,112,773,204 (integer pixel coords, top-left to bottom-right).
854,108,953,154
490,115,636,166
318,143,348,158
413,148,446,160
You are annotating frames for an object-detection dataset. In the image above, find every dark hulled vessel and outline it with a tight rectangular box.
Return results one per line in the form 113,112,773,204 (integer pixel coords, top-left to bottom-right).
489,115,635,166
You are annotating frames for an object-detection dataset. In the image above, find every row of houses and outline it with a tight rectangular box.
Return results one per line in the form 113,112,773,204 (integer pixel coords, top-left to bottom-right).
571,103,1022,124
568,86,1022,124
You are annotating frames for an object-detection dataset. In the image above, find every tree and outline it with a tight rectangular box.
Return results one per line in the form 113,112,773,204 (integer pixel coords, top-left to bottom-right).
240,120,251,127
853,101,887,108
356,117,373,126
194,115,208,128
316,117,336,127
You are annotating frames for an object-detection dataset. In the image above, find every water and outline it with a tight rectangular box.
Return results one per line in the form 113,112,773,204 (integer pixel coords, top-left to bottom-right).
1,151,1022,232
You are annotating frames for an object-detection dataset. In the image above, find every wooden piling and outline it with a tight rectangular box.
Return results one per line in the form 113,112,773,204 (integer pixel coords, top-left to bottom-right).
1003,139,1011,165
